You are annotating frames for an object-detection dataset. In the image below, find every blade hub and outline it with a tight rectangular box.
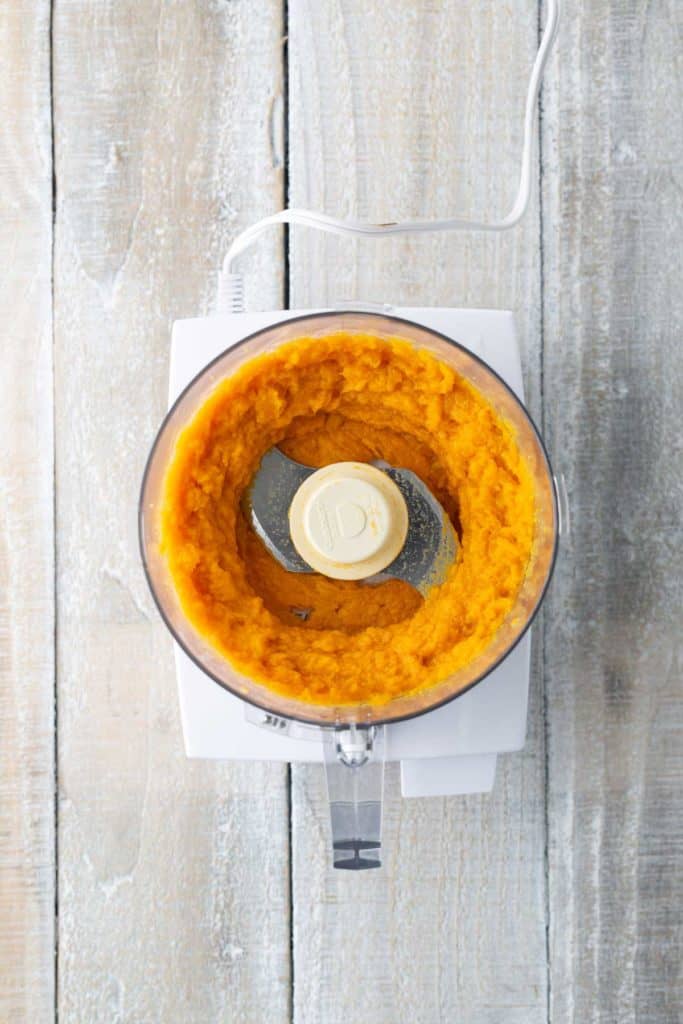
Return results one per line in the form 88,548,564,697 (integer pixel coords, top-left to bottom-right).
289,462,409,579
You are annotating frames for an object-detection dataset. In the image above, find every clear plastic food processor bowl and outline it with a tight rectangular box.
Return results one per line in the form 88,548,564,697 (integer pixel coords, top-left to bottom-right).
140,311,558,726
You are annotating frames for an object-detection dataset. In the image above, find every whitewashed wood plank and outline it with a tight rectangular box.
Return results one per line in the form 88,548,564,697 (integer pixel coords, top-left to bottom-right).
542,1,683,1021
52,2,290,1021
287,3,547,1021
0,2,55,1021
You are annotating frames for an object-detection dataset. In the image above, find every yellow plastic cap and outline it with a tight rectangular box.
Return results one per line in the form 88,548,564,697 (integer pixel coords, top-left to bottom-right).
289,462,409,580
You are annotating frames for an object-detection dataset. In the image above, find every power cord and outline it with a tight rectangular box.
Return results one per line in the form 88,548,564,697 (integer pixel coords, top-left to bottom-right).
217,0,559,313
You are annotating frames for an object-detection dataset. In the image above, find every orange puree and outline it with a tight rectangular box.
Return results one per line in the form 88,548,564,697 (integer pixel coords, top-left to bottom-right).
160,332,536,707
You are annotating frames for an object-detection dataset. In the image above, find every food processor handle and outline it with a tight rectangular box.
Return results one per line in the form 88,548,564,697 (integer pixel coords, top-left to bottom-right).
323,724,386,870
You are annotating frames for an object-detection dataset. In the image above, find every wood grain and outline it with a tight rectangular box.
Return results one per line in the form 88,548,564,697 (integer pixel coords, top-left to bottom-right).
542,1,683,1021
287,2,548,1021
0,2,55,1021
52,2,290,1021
4,0,682,1019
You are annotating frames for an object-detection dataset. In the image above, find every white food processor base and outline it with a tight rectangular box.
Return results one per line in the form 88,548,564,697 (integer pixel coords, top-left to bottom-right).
169,307,532,798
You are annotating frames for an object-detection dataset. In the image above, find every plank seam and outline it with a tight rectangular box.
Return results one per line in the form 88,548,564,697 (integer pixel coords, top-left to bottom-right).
287,765,295,1024
537,2,551,1022
49,0,59,1019
283,2,294,1020
283,0,291,315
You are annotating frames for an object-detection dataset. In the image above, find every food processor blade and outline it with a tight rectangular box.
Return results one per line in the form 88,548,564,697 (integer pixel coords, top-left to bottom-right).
247,447,457,596
246,448,312,572
380,466,457,597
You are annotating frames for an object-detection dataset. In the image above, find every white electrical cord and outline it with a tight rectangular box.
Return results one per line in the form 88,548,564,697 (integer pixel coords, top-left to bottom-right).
217,0,559,313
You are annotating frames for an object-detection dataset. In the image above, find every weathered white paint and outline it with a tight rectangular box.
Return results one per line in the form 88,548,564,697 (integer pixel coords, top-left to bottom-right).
542,2,683,1021
0,2,55,1020
287,2,548,1021
4,0,683,1020
52,1,290,1021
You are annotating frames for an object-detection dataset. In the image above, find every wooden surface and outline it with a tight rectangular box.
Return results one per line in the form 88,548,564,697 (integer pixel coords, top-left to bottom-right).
287,3,549,1022
2,1,682,1022
542,3,683,1021
52,3,290,1022
0,3,55,1022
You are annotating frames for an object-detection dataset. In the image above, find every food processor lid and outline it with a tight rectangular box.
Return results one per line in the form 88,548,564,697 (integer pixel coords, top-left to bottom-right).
139,310,559,728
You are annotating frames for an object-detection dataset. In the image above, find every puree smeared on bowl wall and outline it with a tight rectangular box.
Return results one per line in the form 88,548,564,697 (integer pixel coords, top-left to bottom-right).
159,332,536,707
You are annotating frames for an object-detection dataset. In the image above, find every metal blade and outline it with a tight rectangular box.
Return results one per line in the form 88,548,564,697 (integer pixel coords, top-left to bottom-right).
382,467,457,597
246,448,313,572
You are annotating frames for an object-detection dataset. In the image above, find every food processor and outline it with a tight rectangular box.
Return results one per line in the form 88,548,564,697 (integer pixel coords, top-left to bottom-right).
141,308,561,868
140,2,564,869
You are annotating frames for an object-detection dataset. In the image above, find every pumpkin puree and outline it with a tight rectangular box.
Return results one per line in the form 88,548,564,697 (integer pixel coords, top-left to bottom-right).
160,331,536,707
